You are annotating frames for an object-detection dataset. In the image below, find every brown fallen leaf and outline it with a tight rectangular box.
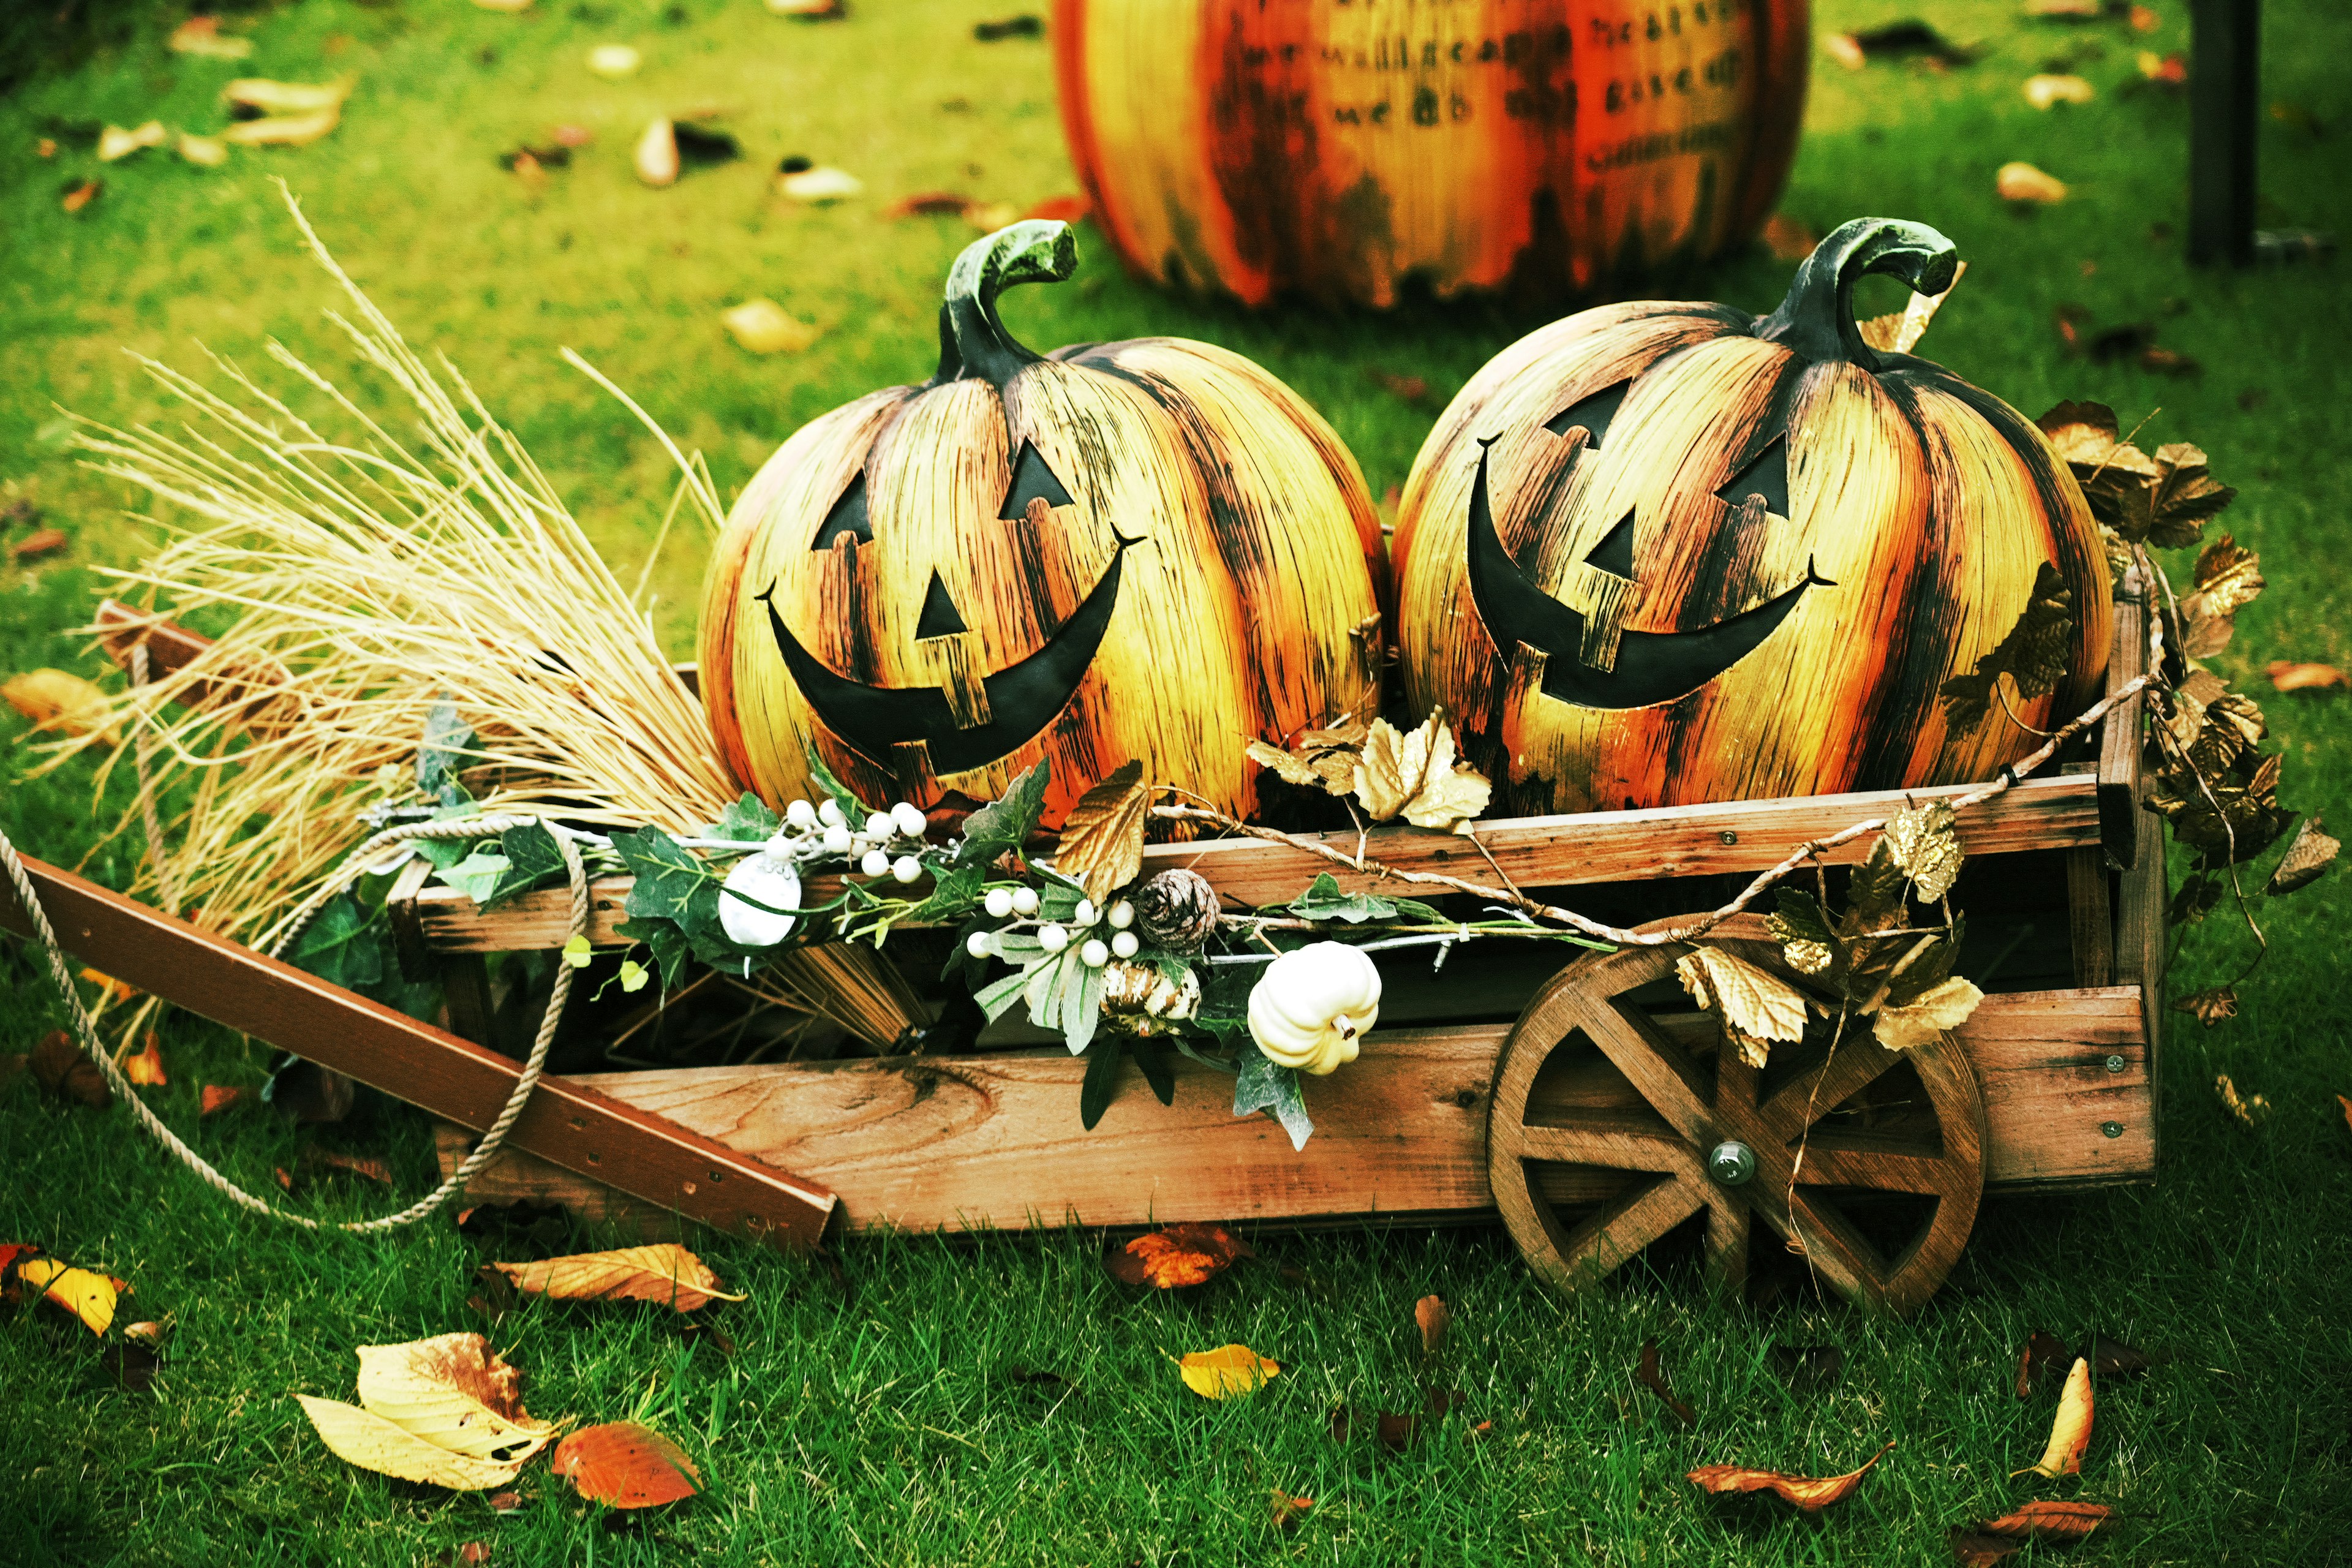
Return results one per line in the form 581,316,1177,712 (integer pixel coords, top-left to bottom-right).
5,669,115,739
2137,48,2187,85
61,176,102,213
2086,1333,2154,1378
1104,1223,1253,1289
168,16,255,58
2269,660,2349,692
8,527,67,561
1997,162,2069,203
1687,1441,1893,1515
459,1544,491,1565
2339,1093,2352,1134
1268,1490,1313,1529
1637,1339,1698,1428
309,1148,394,1186
123,1319,168,1348
1952,1498,2116,1563
550,1422,702,1508
30,1031,110,1107
1366,368,1431,405
200,1085,254,1117
2214,1072,2267,1126
488,1490,524,1514
1415,1294,1450,1355
2014,1357,2093,1477
2016,1330,2073,1398
488,1244,746,1313
123,1033,167,1087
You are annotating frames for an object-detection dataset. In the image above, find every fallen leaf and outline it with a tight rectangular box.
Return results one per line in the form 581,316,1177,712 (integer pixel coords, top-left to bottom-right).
102,1340,161,1392
552,124,594,148
221,107,342,147
1997,161,2069,203
587,44,641,78
123,1319,168,1347
30,1030,110,1107
777,165,863,202
1687,1441,1893,1515
1769,1344,1845,1396
80,968,137,1003
2339,1093,2351,1134
767,0,849,17
2214,1071,2267,1126
549,1422,702,1508
2137,48,2187,85
176,134,228,168
1874,976,1985,1051
298,1395,530,1490
1354,710,1490,833
487,1244,745,1313
635,120,679,187
2086,1333,2154,1378
1104,1223,1253,1289
2177,988,2239,1029
1177,1343,1279,1400
307,1148,394,1186
459,1544,492,1565
974,13,1044,40
488,1490,524,1513
2024,72,2096,108
2139,345,2200,377
2270,100,2326,138
1676,944,1808,1067
97,121,168,161
355,1333,558,1465
1052,760,1150,903
1952,1498,2116,1562
1637,1339,1697,1428
18,1257,127,1335
123,1033,167,1087
1762,213,1819,260
2013,1357,2092,1477
1415,1294,1450,1355
168,16,254,58
1268,1490,1314,1529
2130,3,2159,27
1376,1409,1423,1452
1858,258,1968,355
2016,1330,2073,1398
720,299,818,355
2268,660,2348,692
2267,815,2340,894
5,668,114,737
1025,194,1088,222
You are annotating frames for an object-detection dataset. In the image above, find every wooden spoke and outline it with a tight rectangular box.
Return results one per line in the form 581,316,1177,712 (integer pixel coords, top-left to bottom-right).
1488,915,1986,1317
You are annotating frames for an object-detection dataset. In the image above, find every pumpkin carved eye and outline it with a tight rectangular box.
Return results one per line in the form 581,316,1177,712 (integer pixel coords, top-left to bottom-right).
1716,435,1790,521
811,470,872,552
998,439,1074,520
1544,380,1632,448
914,570,968,641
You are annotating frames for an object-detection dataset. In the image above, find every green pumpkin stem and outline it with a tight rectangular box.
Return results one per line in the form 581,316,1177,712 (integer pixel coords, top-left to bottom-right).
935,220,1078,386
1754,217,1960,371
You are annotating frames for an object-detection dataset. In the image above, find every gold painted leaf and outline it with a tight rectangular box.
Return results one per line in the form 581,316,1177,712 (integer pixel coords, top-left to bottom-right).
1872,976,1984,1051
1177,1343,1280,1400
353,1333,559,1465
2146,443,2237,548
295,1395,528,1490
1052,760,1148,903
2149,750,2287,864
1245,739,1351,794
1354,712,1490,834
2011,1359,2093,1478
1882,802,1964,903
2266,815,2339,895
486,1243,744,1313
16,1257,126,1335
1675,946,1808,1068
1938,564,2074,727
2189,533,2264,617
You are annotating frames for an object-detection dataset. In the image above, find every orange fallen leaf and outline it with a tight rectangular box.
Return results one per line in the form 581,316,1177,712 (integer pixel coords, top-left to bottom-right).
1415,1294,1450,1354
549,1422,701,1508
1686,1441,1892,1515
309,1148,394,1186
486,1243,744,1313
1268,1490,1313,1528
1638,1338,1697,1428
7,527,67,560
2269,660,2348,692
2339,1093,2351,1133
18,1256,129,1335
2013,1357,2093,1477
459,1544,491,1565
61,179,102,214
1105,1223,1253,1289
200,1085,254,1117
1762,213,1819,260
2016,1329,2071,1398
123,1033,167,1087
1951,1499,2116,1563
1176,1343,1280,1399
1025,194,1088,223
80,968,138,1004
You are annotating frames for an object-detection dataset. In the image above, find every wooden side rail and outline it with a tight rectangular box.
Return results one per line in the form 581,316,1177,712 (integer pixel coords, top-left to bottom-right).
1,853,837,1248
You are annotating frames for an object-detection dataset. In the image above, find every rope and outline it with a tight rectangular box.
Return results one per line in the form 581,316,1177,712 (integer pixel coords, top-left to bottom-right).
1,785,587,1232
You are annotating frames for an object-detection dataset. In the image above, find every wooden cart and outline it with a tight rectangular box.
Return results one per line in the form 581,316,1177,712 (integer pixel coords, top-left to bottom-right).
373,576,2162,1316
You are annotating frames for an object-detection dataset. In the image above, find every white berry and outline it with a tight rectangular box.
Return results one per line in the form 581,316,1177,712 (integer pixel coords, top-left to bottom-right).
1038,923,1069,953
864,811,894,840
1111,930,1139,959
892,801,928,838
1074,899,1098,927
965,930,995,958
892,856,923,883
822,825,853,854
1011,886,1040,916
983,888,1015,919
818,799,845,827
1079,938,1109,967
860,849,890,877
785,799,817,829
765,832,796,858
1107,900,1135,930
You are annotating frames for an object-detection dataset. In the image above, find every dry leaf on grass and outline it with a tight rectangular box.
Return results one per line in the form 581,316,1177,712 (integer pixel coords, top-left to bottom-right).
2024,72,2096,108
297,1396,535,1490
720,300,818,355
488,1244,745,1313
98,121,168,161
2214,1072,2267,1126
2269,660,2348,692
200,1085,254,1116
2013,1357,2092,1477
1951,1499,2115,1564
1104,1224,1253,1289
1415,1294,1450,1355
30,1030,111,1107
1355,712,1490,832
61,179,102,214
2016,1330,2073,1398
550,1422,701,1508
168,16,254,58
123,1034,167,1087
15,1256,129,1335
7,527,67,560
1268,1490,1314,1529
1997,162,2069,203
221,80,347,148
6,669,116,738
1637,1339,1697,1428
1052,760,1149,902
355,1333,559,1464
1176,1344,1279,1400
1676,945,1807,1067
1687,1441,1893,1515
778,165,864,202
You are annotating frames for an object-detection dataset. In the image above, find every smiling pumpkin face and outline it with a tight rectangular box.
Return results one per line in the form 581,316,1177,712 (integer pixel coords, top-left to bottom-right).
701,222,1384,826
1395,218,2113,814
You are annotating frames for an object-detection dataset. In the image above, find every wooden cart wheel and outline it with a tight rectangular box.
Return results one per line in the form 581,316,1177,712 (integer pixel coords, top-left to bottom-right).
1488,916,1986,1316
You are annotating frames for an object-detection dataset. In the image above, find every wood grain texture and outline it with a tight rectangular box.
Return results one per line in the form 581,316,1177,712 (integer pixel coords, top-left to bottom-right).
431,987,2152,1234
1053,0,1808,307
2066,847,2115,988
2098,572,2149,864
402,772,2101,952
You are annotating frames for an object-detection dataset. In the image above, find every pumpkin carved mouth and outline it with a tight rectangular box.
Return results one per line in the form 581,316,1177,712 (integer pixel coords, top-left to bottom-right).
760,541,1129,778
1466,440,1830,711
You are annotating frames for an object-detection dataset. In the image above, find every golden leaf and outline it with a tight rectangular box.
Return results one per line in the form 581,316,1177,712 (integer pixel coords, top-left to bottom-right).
2266,815,2339,895
17,1258,126,1335
2022,73,2095,109
1177,1343,1280,1400
2214,1071,2267,1126
352,1333,559,1466
2011,1358,2092,1477
123,1033,167,1087
4,668,116,739
1686,1441,1893,1516
1104,1224,1253,1289
1052,760,1149,903
2188,533,2265,617
1939,564,2074,726
488,1244,745,1313
222,77,353,115
1782,938,1833,976
1354,712,1490,834
1676,946,1808,1068
295,1396,529,1491
1882,802,1964,903
1872,976,1984,1051
1856,258,1966,355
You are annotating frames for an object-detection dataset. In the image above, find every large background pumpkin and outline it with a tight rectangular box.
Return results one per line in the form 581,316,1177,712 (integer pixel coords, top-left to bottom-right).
701,221,1384,826
1393,217,2113,814
1052,0,1810,307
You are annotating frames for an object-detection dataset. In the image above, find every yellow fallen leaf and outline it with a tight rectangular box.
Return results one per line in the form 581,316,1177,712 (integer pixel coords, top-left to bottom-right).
1177,1343,1280,1399
964,200,1021,233
167,17,254,58
176,132,229,168
1997,162,2068,204
720,299,818,355
124,1033,168,1087
98,121,168,162
486,1243,745,1313
18,1258,127,1335
1873,976,1985,1051
1676,944,1808,1068
223,77,353,115
295,1395,529,1490
4,669,116,739
353,1333,559,1465
222,107,342,148
2013,1357,2093,1478
635,119,680,187
2024,74,2096,109
777,165,863,203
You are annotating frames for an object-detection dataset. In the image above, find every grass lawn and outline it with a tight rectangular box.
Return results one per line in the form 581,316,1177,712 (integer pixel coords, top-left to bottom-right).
5,0,2351,1562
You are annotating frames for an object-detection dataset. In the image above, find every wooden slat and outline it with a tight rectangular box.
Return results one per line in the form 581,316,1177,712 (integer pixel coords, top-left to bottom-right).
0,852,837,1249
2114,745,2169,1169
2066,848,2115,988
435,988,2155,1232
404,772,2103,954
2098,573,2150,866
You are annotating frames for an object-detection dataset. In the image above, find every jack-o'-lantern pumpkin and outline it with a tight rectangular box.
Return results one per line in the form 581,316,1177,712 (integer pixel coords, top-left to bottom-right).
1393,217,2112,813
701,221,1384,826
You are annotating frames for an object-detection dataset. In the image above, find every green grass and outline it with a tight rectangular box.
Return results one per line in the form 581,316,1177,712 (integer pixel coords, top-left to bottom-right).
5,0,2352,1562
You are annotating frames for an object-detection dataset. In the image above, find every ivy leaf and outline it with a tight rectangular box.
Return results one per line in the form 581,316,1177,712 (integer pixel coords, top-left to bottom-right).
483,822,566,905
613,919,690,992
290,892,390,994
417,701,473,801
1051,760,1149,903
615,829,720,938
802,741,875,822
956,759,1050,868
1882,802,1964,904
1939,563,2075,727
437,850,513,907
1286,872,1397,924
907,864,985,924
1079,1038,1126,1129
1234,1042,1314,1150
2266,815,2340,895
704,793,780,844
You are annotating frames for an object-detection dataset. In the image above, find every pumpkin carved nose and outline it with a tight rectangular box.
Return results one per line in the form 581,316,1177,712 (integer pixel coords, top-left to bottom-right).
915,570,968,641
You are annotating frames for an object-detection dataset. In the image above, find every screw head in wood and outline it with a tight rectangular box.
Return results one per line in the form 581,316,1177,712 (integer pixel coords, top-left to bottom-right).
2104,1054,2127,1073
1708,1140,1757,1186
2101,1121,2125,1138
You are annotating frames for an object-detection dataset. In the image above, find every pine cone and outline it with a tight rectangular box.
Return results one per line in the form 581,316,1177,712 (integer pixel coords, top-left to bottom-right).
1130,867,1219,952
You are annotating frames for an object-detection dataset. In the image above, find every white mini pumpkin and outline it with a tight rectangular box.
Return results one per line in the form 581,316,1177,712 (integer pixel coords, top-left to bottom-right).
1247,942,1382,1076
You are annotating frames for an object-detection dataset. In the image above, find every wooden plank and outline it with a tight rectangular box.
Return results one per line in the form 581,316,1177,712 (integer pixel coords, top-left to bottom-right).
2065,848,2115,989
2099,574,2149,867
437,989,2155,1231
404,772,2104,954
2114,756,2169,1169
0,851,837,1249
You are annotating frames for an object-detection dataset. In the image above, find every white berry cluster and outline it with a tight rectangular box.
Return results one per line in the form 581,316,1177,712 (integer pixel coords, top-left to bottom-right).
774,796,932,884
963,892,1142,968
